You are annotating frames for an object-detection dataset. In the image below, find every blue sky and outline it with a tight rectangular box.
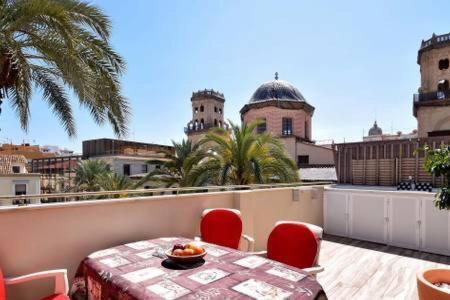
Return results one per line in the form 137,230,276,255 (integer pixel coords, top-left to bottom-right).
1,0,449,152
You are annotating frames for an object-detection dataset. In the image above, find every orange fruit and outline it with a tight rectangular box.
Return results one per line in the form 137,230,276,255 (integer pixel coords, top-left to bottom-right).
183,249,195,256
191,245,204,255
172,249,184,256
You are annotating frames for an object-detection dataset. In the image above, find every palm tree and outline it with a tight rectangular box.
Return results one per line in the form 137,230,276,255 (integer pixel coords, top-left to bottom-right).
73,159,111,191
194,121,299,185
0,0,130,137
136,139,207,188
97,173,132,191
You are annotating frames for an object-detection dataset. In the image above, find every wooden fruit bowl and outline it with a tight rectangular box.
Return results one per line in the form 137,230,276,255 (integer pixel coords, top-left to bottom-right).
165,249,207,264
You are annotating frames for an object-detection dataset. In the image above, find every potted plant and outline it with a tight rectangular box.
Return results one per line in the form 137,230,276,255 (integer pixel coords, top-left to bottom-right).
416,145,450,299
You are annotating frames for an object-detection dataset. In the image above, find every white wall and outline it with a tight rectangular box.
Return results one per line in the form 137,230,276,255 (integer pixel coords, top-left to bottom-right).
324,186,450,256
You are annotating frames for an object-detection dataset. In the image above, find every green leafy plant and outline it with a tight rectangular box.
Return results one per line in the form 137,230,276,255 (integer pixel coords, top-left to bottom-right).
423,144,450,210
0,0,130,136
135,139,208,188
193,120,299,185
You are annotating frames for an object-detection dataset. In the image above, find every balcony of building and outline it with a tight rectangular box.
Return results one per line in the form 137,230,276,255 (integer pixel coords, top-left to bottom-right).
0,184,449,299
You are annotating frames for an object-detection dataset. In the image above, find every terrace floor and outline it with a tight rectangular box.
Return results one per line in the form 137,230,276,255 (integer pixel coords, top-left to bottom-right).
318,235,450,299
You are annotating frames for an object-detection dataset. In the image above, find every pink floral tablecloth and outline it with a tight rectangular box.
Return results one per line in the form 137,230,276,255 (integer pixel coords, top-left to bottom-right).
70,237,326,300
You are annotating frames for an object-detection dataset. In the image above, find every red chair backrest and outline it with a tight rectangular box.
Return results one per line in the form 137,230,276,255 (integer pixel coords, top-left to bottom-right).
267,223,319,269
200,209,242,249
0,267,5,300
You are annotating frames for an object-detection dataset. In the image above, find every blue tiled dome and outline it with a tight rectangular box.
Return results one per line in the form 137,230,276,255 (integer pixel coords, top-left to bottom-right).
249,79,306,103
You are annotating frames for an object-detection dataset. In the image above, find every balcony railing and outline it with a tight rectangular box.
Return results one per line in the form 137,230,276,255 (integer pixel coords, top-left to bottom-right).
413,90,450,102
0,181,331,206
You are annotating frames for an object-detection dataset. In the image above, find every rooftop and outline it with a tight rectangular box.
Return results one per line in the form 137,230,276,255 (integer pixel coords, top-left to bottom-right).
0,184,448,299
0,154,27,174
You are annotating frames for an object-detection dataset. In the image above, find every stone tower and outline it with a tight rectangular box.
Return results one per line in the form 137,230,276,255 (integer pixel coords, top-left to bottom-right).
414,33,450,137
185,89,226,144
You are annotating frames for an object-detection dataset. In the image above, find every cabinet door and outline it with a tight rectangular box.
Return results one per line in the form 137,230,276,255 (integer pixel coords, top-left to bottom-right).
389,195,420,249
350,193,387,243
421,197,450,256
324,191,349,237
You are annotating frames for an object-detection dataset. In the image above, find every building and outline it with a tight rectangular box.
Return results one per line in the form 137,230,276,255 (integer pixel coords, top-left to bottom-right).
40,145,75,156
414,32,450,137
0,155,40,205
336,32,450,187
240,73,335,167
363,121,418,142
185,89,228,144
31,155,82,193
0,143,55,161
82,138,174,177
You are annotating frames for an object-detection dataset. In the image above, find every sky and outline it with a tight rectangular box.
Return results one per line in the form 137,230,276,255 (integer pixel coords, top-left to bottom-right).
1,0,450,152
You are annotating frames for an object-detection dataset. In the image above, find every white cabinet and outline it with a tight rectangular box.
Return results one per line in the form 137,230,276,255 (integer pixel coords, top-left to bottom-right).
324,187,450,256
324,191,349,237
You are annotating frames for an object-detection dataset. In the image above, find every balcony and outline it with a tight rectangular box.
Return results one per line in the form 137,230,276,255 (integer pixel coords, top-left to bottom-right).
0,184,449,299
414,90,450,102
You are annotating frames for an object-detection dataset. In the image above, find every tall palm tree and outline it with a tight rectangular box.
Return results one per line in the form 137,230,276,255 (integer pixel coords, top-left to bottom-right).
73,159,111,191
194,121,299,185
136,139,207,188
97,172,132,191
0,0,130,136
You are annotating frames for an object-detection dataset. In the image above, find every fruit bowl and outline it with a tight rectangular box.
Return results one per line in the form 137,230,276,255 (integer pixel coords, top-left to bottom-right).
165,243,207,264
165,248,207,264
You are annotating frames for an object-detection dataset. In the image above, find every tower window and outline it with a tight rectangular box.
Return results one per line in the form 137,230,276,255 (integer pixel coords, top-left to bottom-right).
257,119,266,134
297,155,309,166
305,120,310,140
282,118,293,136
219,108,222,114
194,107,198,114
200,105,204,112
123,164,130,176
439,59,449,70
214,106,218,113
214,119,218,126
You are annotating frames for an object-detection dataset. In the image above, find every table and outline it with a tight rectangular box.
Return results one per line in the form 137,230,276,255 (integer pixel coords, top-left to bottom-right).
70,237,326,300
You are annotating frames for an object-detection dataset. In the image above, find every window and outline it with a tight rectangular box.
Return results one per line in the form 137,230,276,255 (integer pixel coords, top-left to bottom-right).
297,155,309,165
214,106,218,113
214,119,218,126
305,121,310,140
439,59,449,70
200,105,204,112
12,166,20,173
282,118,293,136
200,119,204,129
257,119,267,134
123,164,130,176
15,184,27,195
141,164,148,173
13,183,28,205
219,108,222,114
194,107,198,114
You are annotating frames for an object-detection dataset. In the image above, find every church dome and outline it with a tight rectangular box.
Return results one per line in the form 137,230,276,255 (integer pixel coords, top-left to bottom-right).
249,75,306,103
368,121,383,136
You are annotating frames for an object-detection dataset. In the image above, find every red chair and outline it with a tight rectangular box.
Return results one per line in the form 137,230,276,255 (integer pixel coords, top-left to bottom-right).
253,221,324,276
0,267,68,300
198,208,255,251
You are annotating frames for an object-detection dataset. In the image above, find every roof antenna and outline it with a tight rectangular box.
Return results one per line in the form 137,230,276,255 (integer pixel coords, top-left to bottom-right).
275,72,279,80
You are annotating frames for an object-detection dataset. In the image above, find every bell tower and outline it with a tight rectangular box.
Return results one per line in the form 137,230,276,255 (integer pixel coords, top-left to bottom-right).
414,32,450,137
185,89,226,144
